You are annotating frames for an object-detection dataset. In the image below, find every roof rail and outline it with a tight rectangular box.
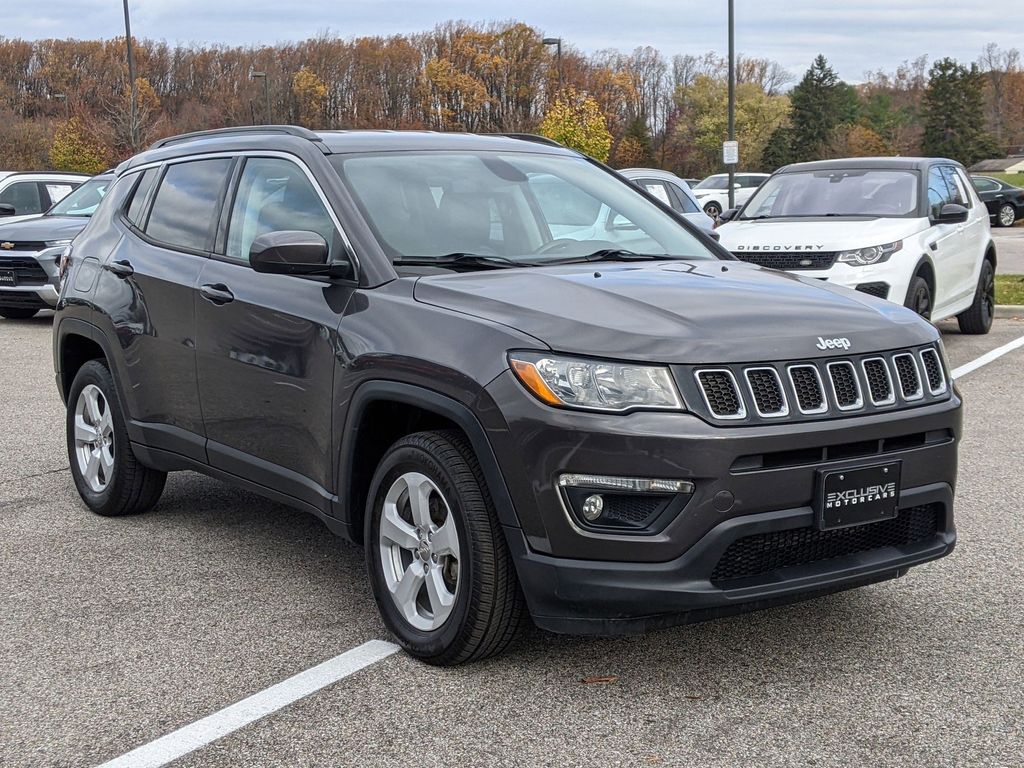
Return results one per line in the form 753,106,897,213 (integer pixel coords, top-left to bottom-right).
149,125,327,152
498,133,564,148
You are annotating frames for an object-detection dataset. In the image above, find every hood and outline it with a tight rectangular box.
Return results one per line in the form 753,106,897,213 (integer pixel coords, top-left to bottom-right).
413,260,936,364
0,215,89,243
717,216,928,252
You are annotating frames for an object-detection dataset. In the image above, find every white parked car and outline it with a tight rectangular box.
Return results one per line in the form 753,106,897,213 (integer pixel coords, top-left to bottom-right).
691,172,769,218
0,171,88,224
716,157,995,334
618,168,716,235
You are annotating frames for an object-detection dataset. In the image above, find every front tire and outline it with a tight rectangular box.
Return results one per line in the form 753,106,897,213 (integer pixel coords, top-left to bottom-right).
904,274,933,320
997,203,1016,228
365,430,528,665
0,307,39,320
957,259,995,335
67,359,167,516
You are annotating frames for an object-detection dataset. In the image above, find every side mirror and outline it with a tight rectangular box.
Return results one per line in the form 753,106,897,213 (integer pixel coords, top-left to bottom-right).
718,207,739,223
733,182,741,189
249,230,351,278
0,204,15,216
933,203,968,224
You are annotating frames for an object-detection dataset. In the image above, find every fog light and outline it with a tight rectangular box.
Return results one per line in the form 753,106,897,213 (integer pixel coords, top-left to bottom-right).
581,494,604,521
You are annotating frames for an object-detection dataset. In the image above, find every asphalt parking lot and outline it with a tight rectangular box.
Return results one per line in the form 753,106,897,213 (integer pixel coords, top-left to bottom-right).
2,314,1023,768
992,227,1024,274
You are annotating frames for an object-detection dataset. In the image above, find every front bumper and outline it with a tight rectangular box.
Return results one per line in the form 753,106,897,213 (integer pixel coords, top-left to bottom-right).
788,262,912,305
483,370,961,631
0,249,61,309
509,484,954,634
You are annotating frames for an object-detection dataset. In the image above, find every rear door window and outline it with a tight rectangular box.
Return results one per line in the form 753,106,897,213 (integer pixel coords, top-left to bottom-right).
971,177,999,193
145,159,233,252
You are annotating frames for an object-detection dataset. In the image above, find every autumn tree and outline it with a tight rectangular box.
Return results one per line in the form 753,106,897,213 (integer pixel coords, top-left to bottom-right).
49,117,108,174
538,88,612,161
293,66,328,126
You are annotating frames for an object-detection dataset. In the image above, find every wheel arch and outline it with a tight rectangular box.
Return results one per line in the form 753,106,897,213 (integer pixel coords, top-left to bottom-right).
55,318,117,404
337,381,521,544
911,255,936,298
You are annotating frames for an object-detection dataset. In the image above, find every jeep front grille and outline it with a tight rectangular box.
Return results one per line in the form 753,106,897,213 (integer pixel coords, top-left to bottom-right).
683,344,949,426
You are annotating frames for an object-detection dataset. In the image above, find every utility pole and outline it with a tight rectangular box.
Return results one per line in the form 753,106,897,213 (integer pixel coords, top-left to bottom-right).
122,0,139,151
252,71,271,124
727,0,736,210
543,38,563,94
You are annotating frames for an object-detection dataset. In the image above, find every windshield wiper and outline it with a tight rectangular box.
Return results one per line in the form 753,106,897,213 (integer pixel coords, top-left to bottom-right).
541,249,679,265
392,253,528,270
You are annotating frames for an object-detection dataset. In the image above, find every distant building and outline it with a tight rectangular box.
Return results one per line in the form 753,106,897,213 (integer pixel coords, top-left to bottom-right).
969,156,1024,174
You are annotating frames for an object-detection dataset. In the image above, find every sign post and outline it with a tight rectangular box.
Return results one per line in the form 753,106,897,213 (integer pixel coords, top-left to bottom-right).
723,141,739,166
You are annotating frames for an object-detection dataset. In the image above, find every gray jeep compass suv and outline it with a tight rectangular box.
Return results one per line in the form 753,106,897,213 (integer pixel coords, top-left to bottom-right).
54,127,960,665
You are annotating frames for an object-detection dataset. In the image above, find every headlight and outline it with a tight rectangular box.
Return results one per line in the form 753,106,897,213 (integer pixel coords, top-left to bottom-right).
45,239,73,247
836,241,902,266
509,352,684,412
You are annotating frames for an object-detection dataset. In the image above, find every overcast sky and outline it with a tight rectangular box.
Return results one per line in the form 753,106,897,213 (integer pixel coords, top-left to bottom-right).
6,1,1018,83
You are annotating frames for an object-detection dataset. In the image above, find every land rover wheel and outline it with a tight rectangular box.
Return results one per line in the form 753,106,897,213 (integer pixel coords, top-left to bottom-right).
67,360,167,516
957,259,995,335
365,430,528,665
904,275,933,320
997,203,1016,228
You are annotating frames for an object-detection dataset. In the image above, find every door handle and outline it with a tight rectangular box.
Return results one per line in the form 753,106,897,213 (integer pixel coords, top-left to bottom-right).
199,283,234,305
104,259,134,278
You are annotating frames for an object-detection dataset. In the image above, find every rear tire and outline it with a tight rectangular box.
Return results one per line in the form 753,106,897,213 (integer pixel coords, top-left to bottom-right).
0,307,39,319
904,274,933,320
703,201,722,219
996,203,1016,228
67,359,167,516
365,430,528,665
957,259,995,335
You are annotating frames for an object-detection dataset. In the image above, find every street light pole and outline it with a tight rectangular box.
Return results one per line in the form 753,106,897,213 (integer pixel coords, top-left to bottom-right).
542,37,562,94
727,0,736,210
122,0,139,151
252,71,271,124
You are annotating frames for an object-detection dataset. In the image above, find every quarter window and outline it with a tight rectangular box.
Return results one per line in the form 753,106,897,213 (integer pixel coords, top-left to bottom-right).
125,168,159,228
225,157,339,263
145,159,233,252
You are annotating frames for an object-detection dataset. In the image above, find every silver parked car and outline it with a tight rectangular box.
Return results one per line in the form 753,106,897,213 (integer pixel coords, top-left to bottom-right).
619,168,716,235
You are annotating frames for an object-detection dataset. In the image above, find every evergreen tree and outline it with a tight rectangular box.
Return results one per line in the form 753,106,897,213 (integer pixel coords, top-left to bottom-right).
921,58,1001,165
761,125,796,170
788,55,859,162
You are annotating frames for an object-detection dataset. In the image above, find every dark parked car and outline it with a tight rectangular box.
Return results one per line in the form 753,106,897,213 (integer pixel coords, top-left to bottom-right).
971,175,1024,227
55,127,960,665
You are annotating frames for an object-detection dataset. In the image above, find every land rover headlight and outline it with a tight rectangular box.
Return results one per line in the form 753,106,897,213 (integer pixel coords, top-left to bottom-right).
509,352,684,412
837,241,902,266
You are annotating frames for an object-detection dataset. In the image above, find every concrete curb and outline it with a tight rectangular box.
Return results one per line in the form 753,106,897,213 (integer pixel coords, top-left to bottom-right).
995,305,1024,319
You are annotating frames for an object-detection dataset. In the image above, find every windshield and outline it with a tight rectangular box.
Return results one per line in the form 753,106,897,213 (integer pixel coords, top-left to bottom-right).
741,169,920,219
694,176,729,190
329,151,716,264
47,177,110,217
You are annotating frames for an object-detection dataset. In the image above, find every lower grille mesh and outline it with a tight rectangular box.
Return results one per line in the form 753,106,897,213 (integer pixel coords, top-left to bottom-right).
710,504,941,585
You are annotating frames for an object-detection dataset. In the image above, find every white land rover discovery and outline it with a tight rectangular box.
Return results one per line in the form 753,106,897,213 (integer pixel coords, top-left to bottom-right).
716,158,996,334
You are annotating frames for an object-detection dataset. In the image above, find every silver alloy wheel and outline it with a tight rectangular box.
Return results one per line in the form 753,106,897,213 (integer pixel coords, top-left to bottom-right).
999,204,1016,227
378,471,460,632
73,384,115,493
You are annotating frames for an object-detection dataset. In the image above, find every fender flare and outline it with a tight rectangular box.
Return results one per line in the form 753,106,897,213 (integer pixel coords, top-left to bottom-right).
336,380,522,537
54,317,118,403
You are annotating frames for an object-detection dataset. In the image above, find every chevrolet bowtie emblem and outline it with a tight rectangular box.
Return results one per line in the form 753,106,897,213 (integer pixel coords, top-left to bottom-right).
0,242,13,250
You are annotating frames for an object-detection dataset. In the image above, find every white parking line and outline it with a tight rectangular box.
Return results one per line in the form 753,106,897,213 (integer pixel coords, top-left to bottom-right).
951,333,1024,380
96,639,399,768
